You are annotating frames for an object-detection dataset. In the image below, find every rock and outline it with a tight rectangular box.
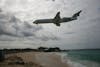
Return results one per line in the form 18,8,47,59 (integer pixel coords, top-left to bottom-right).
0,50,5,62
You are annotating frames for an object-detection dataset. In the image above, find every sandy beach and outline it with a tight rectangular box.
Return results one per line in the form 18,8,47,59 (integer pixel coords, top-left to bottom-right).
0,52,69,67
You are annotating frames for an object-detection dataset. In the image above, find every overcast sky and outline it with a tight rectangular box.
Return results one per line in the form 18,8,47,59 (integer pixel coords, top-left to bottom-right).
0,0,100,49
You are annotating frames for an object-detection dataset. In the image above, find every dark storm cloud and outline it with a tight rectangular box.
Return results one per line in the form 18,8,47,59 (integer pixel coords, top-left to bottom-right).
0,8,2,12
65,32,75,35
0,9,59,42
0,9,42,37
35,34,59,41
0,35,16,41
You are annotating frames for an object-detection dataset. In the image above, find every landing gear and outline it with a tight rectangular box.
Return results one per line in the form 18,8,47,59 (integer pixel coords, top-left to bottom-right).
55,23,60,26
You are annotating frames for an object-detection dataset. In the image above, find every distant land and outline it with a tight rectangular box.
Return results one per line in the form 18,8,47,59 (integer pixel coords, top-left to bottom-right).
0,47,100,54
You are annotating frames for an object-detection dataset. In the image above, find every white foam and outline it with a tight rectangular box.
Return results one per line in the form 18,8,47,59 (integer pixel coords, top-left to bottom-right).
67,60,86,67
54,52,68,63
59,53,86,67
55,52,100,67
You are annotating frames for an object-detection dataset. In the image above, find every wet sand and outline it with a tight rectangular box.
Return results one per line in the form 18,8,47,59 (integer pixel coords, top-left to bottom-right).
0,52,69,67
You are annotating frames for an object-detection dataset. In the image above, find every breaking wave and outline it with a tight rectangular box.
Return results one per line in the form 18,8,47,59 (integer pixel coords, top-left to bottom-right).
57,52,100,67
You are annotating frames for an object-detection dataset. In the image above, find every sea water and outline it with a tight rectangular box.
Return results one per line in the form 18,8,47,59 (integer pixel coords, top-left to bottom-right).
59,49,100,67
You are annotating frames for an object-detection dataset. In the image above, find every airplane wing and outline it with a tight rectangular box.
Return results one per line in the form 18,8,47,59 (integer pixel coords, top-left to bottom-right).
53,11,61,21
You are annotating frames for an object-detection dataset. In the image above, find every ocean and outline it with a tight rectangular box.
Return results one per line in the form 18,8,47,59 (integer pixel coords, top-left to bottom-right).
60,49,100,67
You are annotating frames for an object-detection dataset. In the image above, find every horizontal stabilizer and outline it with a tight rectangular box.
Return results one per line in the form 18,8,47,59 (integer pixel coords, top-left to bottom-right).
72,10,82,18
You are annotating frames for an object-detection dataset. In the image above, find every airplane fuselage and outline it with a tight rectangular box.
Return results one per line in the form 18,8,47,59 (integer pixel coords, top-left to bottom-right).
34,19,53,24
34,17,74,24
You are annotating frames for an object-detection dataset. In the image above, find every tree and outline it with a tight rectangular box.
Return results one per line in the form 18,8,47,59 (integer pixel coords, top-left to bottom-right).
38,47,48,51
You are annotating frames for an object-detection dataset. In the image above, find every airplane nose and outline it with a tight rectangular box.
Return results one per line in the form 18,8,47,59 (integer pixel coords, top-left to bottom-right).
33,21,38,24
33,21,36,24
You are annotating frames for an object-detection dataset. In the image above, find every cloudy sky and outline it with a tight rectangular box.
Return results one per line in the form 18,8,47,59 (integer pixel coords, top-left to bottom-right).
0,0,100,49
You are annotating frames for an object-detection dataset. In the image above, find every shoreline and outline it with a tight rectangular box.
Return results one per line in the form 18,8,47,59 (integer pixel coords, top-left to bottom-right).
0,52,69,67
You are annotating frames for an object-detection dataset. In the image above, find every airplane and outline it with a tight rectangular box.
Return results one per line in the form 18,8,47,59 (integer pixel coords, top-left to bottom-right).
33,10,82,26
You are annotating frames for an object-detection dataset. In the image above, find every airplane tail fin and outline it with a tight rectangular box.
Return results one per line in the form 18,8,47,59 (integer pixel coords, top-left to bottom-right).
53,11,61,26
72,10,82,20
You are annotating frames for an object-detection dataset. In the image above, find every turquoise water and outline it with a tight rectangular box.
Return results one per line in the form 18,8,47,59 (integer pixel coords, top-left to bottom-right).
67,49,100,62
